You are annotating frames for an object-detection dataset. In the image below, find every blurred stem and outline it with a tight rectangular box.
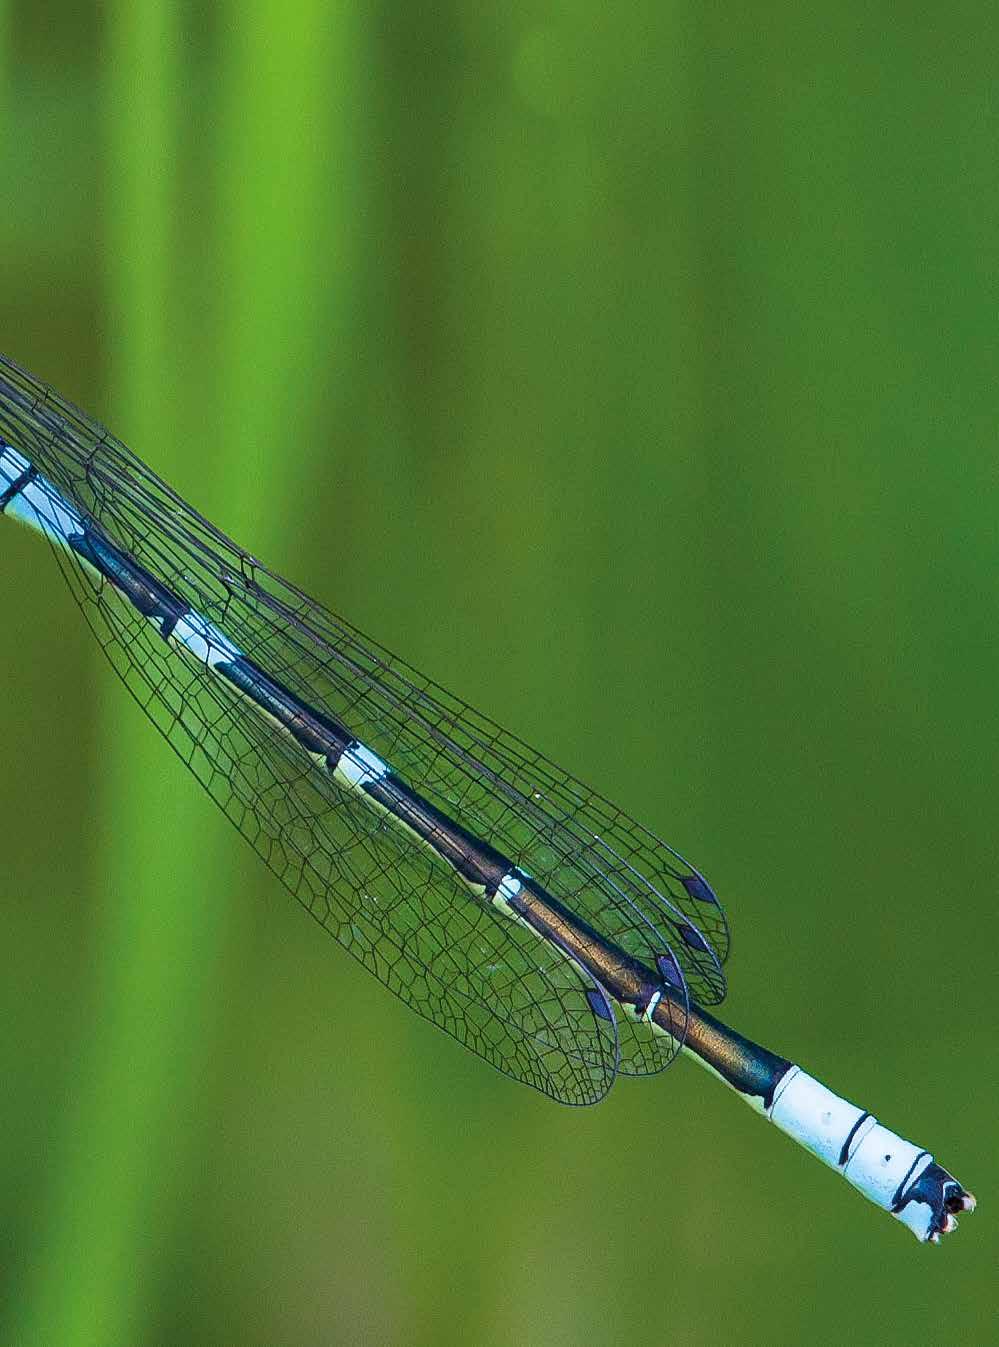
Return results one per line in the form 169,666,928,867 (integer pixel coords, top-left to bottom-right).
14,6,362,1345
13,7,193,1347
216,0,358,542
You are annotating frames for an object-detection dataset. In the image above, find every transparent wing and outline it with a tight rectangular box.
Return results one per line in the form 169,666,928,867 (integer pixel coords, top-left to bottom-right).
83,448,728,1008
48,532,624,1104
0,356,709,1098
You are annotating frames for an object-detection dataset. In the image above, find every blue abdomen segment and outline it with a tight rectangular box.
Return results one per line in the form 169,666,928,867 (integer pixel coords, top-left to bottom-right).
0,442,84,541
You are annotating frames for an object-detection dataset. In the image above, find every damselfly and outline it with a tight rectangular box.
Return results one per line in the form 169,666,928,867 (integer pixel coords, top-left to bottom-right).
0,354,975,1243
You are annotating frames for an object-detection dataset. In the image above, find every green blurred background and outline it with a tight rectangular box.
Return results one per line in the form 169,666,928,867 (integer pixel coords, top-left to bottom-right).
1,5,995,1345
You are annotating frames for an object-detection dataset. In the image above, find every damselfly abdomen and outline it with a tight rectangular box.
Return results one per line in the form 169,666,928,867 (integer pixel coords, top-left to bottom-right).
0,354,975,1243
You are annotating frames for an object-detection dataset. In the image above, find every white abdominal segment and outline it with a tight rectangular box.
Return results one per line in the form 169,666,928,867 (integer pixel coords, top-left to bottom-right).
764,1066,937,1240
491,872,537,936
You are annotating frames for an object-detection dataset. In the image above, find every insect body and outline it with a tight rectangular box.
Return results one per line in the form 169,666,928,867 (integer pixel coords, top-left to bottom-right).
0,355,974,1242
